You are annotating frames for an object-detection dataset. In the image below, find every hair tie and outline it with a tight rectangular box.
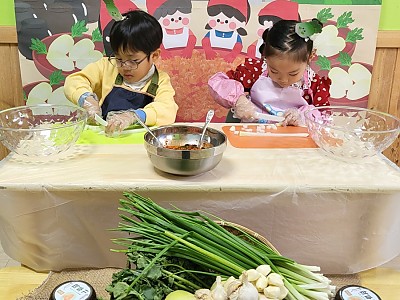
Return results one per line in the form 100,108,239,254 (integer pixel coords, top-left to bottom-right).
295,18,323,41
103,0,126,21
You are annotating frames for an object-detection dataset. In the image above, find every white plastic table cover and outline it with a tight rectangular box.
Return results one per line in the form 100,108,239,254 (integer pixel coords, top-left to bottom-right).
0,123,400,274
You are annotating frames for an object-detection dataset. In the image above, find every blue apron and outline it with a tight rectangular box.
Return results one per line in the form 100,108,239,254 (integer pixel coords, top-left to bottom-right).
101,68,159,119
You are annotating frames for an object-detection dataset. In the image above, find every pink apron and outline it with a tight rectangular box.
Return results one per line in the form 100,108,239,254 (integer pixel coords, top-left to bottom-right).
250,73,309,116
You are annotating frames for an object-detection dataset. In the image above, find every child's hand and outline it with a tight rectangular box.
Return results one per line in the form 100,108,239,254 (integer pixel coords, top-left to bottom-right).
105,111,136,137
233,95,258,121
282,108,304,127
83,95,101,125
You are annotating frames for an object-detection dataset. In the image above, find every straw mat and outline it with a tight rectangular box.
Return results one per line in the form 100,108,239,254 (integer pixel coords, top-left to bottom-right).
17,267,360,300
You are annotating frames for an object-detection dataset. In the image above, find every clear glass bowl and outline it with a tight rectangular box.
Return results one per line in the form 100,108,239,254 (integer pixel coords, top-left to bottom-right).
0,104,87,156
304,106,400,162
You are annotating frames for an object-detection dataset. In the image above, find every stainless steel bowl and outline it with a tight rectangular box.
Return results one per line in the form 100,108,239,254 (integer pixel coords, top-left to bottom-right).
144,125,227,175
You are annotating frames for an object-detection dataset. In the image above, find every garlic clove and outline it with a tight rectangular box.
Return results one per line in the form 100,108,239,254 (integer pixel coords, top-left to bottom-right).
255,274,269,292
227,278,242,296
195,289,213,300
266,273,284,287
264,286,281,299
224,276,237,292
256,265,272,277
246,269,261,282
277,286,288,300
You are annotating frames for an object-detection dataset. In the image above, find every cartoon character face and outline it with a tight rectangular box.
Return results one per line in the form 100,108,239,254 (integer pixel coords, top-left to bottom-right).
160,11,191,30
207,12,244,32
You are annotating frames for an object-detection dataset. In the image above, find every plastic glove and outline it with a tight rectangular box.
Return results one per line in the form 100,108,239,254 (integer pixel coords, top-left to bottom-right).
232,95,258,122
83,95,101,125
282,108,304,127
105,110,137,137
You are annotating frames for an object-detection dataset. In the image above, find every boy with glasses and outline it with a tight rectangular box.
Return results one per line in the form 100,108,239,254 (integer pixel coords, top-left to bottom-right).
64,10,178,136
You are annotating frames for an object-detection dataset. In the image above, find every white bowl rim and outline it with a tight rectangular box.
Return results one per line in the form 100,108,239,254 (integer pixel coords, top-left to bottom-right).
0,104,88,132
304,105,400,134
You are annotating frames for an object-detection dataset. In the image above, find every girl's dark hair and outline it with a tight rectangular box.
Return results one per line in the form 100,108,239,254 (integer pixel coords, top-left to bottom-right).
110,10,163,55
259,20,313,63
153,0,192,20
205,3,250,36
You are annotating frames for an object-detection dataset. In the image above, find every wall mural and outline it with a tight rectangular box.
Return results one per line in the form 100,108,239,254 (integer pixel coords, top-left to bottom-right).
14,0,382,122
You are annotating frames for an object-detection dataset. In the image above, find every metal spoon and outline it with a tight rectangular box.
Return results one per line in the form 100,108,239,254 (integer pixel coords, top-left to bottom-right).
198,109,215,148
132,110,162,147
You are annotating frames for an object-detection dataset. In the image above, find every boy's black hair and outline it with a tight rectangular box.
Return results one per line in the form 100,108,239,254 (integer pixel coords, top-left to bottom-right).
110,10,163,55
259,19,313,63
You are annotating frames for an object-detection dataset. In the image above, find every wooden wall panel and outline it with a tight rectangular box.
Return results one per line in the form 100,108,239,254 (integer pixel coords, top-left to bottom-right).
0,26,23,159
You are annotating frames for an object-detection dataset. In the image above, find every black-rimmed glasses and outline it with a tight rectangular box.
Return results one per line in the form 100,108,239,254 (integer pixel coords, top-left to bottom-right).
108,55,149,69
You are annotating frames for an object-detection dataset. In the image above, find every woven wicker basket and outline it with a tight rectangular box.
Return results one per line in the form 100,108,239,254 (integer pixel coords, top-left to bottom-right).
215,220,280,255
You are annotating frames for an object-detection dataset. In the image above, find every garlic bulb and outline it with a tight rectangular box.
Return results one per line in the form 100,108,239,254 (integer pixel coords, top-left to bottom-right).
211,276,228,300
229,271,259,300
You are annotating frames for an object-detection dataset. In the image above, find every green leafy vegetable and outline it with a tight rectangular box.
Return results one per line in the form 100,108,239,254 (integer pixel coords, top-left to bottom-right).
49,70,65,86
108,193,335,300
71,20,88,38
91,28,103,43
317,8,334,23
346,28,364,43
337,11,354,28
337,51,352,66
30,38,47,54
316,56,331,70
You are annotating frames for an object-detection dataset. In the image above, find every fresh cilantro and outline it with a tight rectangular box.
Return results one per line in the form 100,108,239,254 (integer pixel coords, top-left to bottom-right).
317,8,334,24
107,251,215,300
49,70,65,86
337,11,354,28
316,56,331,70
91,27,103,43
30,38,47,54
337,51,352,66
346,28,364,43
71,20,88,38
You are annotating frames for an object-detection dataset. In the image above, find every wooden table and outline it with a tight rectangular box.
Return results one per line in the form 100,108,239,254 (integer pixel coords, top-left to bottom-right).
1,260,400,300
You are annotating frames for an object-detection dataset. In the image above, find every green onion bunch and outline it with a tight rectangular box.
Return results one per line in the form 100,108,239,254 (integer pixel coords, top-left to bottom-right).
108,192,335,300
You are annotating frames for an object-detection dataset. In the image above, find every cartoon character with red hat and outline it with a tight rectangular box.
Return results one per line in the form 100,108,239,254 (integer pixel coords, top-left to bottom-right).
99,0,138,56
247,0,300,59
147,0,196,59
201,0,250,63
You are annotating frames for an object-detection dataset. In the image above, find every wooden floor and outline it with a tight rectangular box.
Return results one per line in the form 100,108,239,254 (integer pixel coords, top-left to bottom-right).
0,256,399,299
